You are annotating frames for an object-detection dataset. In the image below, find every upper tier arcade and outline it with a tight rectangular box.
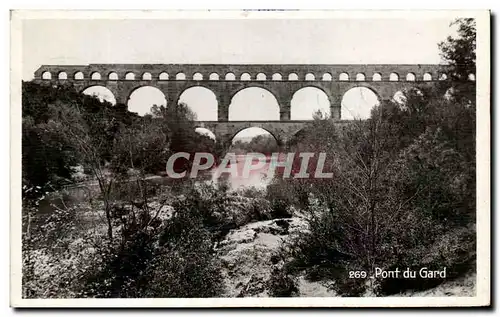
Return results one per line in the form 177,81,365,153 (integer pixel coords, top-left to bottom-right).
33,63,459,121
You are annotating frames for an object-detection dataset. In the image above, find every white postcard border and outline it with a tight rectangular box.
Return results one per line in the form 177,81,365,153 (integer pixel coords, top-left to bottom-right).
9,9,491,307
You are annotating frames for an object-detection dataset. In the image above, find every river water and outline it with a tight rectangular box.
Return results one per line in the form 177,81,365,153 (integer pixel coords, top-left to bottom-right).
36,154,276,217
209,154,273,190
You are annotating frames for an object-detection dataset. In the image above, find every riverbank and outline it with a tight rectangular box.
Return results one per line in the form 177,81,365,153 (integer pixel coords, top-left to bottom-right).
25,179,476,298
216,212,476,297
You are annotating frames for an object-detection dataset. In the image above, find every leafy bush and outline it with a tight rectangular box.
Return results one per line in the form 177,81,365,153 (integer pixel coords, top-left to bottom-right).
78,230,156,298
144,213,223,297
378,225,476,295
77,185,227,298
267,267,299,297
276,86,476,296
22,82,136,189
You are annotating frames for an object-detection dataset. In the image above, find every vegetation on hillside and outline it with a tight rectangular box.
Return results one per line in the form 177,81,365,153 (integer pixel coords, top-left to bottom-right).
267,18,476,296
230,133,280,155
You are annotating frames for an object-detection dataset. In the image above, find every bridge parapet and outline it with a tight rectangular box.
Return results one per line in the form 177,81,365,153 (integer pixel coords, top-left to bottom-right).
34,63,451,82
32,63,472,122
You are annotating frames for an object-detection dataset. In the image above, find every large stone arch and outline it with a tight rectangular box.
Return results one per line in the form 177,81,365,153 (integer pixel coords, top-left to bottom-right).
125,84,167,103
340,83,383,103
228,86,281,121
341,85,382,120
295,84,333,98
290,85,333,120
174,85,220,106
229,126,283,147
229,84,281,105
177,86,219,121
339,81,432,104
126,85,168,115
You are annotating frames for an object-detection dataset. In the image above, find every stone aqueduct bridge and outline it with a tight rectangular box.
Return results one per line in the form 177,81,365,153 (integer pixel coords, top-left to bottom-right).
33,63,449,145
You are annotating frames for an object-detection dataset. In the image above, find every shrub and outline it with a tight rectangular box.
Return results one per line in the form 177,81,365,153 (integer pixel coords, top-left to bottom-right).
266,178,309,212
144,215,223,297
267,267,299,297
79,185,227,298
378,225,476,295
78,230,156,298
276,93,476,296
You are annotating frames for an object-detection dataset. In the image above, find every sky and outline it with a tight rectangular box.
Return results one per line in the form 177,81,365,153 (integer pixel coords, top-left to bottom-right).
22,16,458,139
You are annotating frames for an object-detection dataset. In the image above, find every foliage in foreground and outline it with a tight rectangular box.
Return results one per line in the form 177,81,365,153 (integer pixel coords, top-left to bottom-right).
269,87,476,296
22,179,279,298
23,183,231,298
266,18,477,297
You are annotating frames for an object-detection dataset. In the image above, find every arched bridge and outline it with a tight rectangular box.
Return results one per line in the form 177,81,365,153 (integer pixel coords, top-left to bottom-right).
33,63,461,146
195,120,349,146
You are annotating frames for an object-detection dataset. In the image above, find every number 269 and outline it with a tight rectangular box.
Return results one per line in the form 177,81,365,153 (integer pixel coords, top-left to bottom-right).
349,271,367,279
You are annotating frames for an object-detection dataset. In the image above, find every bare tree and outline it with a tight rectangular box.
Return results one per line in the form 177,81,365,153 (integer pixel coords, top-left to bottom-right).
50,102,116,241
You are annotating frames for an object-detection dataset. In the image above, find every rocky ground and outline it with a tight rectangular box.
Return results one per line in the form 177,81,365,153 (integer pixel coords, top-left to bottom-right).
216,215,476,298
34,183,476,298
396,273,476,297
216,216,337,297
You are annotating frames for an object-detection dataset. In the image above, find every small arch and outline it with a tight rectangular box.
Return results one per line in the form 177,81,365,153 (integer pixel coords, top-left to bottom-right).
389,72,399,81
339,73,349,81
372,73,382,81
406,73,416,81
230,127,280,150
439,73,448,81
322,73,332,81
195,128,216,141
82,86,116,105
176,72,186,80
288,73,298,81
423,73,432,81
468,73,476,81
42,71,52,80
142,72,152,80
241,73,251,81
193,72,203,81
225,72,236,80
108,72,118,80
356,73,366,81
58,72,67,80
256,73,267,81
91,72,102,80
209,73,219,80
305,73,315,81
74,72,84,80
159,72,169,80
125,72,135,80
272,73,282,81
